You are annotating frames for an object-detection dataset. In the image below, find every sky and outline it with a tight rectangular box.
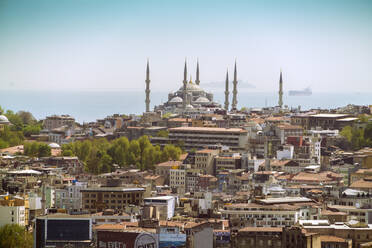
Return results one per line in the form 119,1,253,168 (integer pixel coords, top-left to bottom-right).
0,0,371,93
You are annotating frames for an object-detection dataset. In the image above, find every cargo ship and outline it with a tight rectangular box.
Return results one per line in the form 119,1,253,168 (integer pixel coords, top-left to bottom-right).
288,87,312,96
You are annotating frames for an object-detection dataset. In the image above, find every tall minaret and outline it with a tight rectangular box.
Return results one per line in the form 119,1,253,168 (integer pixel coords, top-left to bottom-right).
231,60,238,110
182,59,188,109
195,59,200,85
224,69,229,111
145,59,151,112
278,69,283,109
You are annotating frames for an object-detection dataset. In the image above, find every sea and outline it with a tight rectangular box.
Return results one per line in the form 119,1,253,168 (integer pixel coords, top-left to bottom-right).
0,90,371,123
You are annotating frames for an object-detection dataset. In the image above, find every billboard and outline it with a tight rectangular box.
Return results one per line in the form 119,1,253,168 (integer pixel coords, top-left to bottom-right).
98,231,158,248
46,219,91,241
159,233,186,248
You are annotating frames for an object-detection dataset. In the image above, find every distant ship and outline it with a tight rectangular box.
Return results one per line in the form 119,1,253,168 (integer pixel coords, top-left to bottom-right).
288,87,312,96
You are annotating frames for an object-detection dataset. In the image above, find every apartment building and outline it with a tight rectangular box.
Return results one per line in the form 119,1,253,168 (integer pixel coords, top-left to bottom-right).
43,114,75,130
195,149,219,175
215,153,242,173
0,195,27,227
221,203,300,230
169,127,248,151
170,166,186,194
54,181,87,213
81,187,145,213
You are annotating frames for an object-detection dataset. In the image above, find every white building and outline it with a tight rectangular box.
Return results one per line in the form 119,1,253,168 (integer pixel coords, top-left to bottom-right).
144,196,176,220
0,205,26,227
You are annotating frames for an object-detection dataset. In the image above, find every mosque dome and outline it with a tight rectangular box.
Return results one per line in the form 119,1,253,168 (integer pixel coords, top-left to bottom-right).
195,96,210,103
0,115,10,124
169,96,183,103
178,83,203,92
186,104,194,109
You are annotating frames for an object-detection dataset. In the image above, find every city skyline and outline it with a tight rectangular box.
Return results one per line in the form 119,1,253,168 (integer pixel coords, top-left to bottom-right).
0,0,372,93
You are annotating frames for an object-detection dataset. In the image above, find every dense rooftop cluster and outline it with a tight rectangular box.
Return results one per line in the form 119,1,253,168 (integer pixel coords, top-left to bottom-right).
0,103,372,248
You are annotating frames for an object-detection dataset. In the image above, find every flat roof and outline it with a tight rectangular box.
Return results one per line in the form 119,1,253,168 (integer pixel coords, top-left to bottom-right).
37,214,91,219
336,117,359,121
309,114,349,118
144,196,174,200
81,187,145,192
170,126,247,133
258,197,312,204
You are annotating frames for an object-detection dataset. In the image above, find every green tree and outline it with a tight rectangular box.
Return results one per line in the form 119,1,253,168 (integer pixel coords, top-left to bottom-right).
340,126,352,142
78,141,92,162
100,153,113,173
17,111,36,125
38,143,51,157
161,144,181,161
62,149,74,156
22,124,41,137
156,130,169,138
5,110,23,131
0,126,24,148
0,224,33,248
24,142,51,157
138,136,152,170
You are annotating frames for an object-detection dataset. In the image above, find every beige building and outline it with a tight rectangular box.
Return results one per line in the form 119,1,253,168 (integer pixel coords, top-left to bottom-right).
169,127,248,151
195,149,219,175
233,227,282,248
43,115,75,130
155,160,182,185
282,226,321,248
81,187,145,213
170,166,186,194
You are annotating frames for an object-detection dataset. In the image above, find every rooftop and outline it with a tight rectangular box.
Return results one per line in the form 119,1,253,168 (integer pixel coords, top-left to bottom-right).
170,126,247,133
81,187,145,192
257,197,312,204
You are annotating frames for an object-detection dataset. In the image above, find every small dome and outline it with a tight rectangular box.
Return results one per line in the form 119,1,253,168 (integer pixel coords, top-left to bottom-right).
169,96,183,103
186,104,194,109
48,143,61,148
195,96,210,103
0,115,10,124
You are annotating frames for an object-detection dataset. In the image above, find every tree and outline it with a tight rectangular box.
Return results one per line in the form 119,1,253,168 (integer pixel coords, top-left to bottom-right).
161,144,181,161
156,130,169,138
0,126,24,149
340,126,352,142
17,111,36,125
100,153,113,173
0,224,33,248
38,143,51,157
22,124,41,137
5,110,23,131
138,136,152,170
24,142,51,157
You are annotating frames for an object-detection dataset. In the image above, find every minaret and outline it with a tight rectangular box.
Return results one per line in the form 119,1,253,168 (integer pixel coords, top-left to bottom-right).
231,60,238,110
224,69,229,111
195,59,200,85
182,59,188,109
145,59,151,112
278,69,283,109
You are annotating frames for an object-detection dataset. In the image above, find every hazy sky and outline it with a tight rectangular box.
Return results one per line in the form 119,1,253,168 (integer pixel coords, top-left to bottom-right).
0,0,371,92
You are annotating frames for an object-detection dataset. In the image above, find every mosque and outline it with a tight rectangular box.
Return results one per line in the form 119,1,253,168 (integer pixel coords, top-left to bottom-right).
145,60,239,115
